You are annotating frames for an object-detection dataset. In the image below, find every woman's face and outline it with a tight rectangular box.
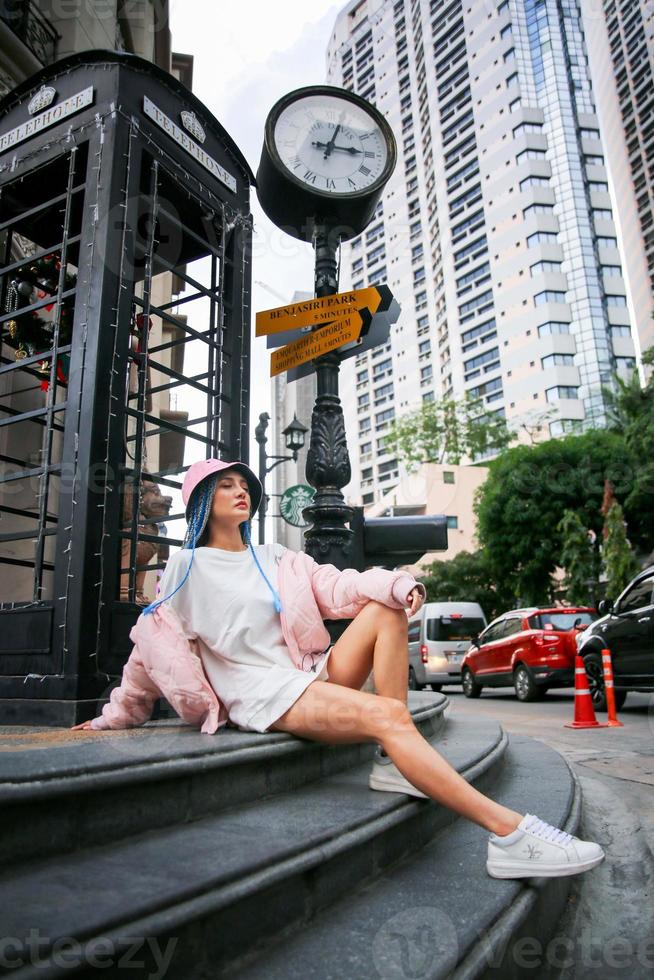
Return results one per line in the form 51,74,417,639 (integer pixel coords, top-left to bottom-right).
208,469,251,529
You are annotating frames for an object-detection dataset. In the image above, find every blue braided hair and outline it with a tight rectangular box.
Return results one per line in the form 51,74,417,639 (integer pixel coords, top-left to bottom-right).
142,471,282,616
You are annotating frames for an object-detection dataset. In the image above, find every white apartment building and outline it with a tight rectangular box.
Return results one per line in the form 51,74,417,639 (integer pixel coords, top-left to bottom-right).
326,0,637,506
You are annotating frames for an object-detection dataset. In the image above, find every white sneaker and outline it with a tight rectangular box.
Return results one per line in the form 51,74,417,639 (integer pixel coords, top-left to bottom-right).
487,813,605,879
368,749,429,799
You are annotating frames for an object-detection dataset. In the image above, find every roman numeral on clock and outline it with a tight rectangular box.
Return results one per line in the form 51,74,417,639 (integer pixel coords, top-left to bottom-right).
359,165,371,176
363,150,376,158
304,170,317,184
348,177,357,189
325,177,336,189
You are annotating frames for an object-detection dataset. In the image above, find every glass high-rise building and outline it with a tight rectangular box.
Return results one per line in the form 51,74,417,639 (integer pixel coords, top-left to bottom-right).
326,0,637,506
583,0,654,361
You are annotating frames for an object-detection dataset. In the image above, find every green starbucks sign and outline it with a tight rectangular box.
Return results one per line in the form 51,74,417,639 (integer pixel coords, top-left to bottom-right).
280,484,315,528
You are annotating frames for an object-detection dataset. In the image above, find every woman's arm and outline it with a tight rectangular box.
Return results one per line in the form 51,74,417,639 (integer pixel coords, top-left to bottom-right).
303,553,425,619
71,649,161,731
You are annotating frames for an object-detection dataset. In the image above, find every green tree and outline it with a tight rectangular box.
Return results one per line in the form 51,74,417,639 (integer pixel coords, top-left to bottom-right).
418,550,514,622
603,346,654,548
602,501,638,599
385,394,512,471
474,429,638,606
557,509,600,605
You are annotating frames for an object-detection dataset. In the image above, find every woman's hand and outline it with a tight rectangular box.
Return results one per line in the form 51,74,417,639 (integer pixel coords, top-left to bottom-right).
70,720,96,731
407,587,425,616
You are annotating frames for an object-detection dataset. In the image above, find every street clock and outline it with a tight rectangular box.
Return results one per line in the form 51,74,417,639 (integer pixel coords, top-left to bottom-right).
256,85,397,241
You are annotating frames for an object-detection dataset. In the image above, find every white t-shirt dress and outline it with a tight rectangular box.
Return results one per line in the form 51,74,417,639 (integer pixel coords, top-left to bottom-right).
157,543,331,732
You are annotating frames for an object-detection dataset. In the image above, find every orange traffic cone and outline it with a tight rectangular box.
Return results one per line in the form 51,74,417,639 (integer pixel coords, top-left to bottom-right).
602,648,624,728
565,654,607,729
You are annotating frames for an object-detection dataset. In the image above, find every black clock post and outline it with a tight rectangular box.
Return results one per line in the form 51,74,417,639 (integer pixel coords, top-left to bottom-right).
301,226,354,567
256,85,398,569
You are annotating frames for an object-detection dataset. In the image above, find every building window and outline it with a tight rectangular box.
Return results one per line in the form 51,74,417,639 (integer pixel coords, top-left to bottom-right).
527,230,558,246
366,222,384,245
520,175,550,189
506,72,519,89
549,419,577,437
601,265,622,278
372,357,392,380
523,203,555,218
415,290,428,310
593,208,613,221
538,321,570,336
464,346,500,376
422,390,435,402
443,471,455,484
375,407,395,428
374,382,394,405
534,290,566,306
597,236,617,249
541,353,574,369
369,265,387,285
530,260,563,275
459,288,493,320
420,364,433,383
517,148,547,163
446,516,459,530
546,386,579,402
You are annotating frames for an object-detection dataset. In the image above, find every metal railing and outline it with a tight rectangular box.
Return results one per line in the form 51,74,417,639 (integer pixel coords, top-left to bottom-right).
0,1,58,65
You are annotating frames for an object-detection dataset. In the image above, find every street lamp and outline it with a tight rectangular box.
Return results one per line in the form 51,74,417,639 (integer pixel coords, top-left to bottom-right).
254,411,309,544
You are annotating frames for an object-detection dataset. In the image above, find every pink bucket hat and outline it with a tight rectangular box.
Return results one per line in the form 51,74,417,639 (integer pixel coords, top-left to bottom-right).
181,459,263,518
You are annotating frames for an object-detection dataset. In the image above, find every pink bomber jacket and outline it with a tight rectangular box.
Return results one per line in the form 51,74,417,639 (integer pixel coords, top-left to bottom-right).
91,548,425,734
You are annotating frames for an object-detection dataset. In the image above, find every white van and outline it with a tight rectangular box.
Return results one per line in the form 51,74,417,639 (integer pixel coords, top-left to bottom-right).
407,602,487,691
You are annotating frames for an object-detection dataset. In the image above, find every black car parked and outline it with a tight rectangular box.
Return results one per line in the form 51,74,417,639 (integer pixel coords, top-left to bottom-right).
578,565,654,710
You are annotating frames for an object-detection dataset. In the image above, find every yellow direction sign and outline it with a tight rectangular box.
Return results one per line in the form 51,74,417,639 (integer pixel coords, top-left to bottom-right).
257,285,391,336
270,311,364,377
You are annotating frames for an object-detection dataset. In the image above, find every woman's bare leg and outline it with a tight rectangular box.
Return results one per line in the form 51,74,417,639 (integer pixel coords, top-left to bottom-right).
270,682,522,836
325,602,410,701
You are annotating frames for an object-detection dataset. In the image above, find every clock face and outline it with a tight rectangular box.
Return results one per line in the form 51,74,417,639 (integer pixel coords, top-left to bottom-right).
273,92,389,196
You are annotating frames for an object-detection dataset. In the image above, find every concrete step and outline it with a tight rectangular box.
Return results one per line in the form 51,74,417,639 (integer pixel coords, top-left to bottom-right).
232,736,578,980
0,716,506,979
0,691,448,869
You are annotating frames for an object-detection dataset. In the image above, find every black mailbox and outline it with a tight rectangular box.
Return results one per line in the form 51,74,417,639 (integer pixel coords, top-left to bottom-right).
349,507,448,570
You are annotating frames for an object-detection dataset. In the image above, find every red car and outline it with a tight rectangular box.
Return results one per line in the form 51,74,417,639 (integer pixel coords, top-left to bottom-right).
461,607,596,701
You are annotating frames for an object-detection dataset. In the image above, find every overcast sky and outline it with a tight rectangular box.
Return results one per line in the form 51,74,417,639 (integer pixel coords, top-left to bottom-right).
169,1,341,456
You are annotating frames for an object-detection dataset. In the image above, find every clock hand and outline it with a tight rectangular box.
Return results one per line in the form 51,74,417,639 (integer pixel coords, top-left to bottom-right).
310,141,362,155
323,124,341,160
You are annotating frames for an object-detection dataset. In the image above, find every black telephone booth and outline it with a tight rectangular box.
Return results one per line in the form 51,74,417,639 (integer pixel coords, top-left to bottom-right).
0,51,254,724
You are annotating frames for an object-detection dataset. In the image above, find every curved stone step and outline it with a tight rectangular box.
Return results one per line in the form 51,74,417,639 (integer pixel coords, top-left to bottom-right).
0,691,448,869
0,716,506,979
232,736,578,980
